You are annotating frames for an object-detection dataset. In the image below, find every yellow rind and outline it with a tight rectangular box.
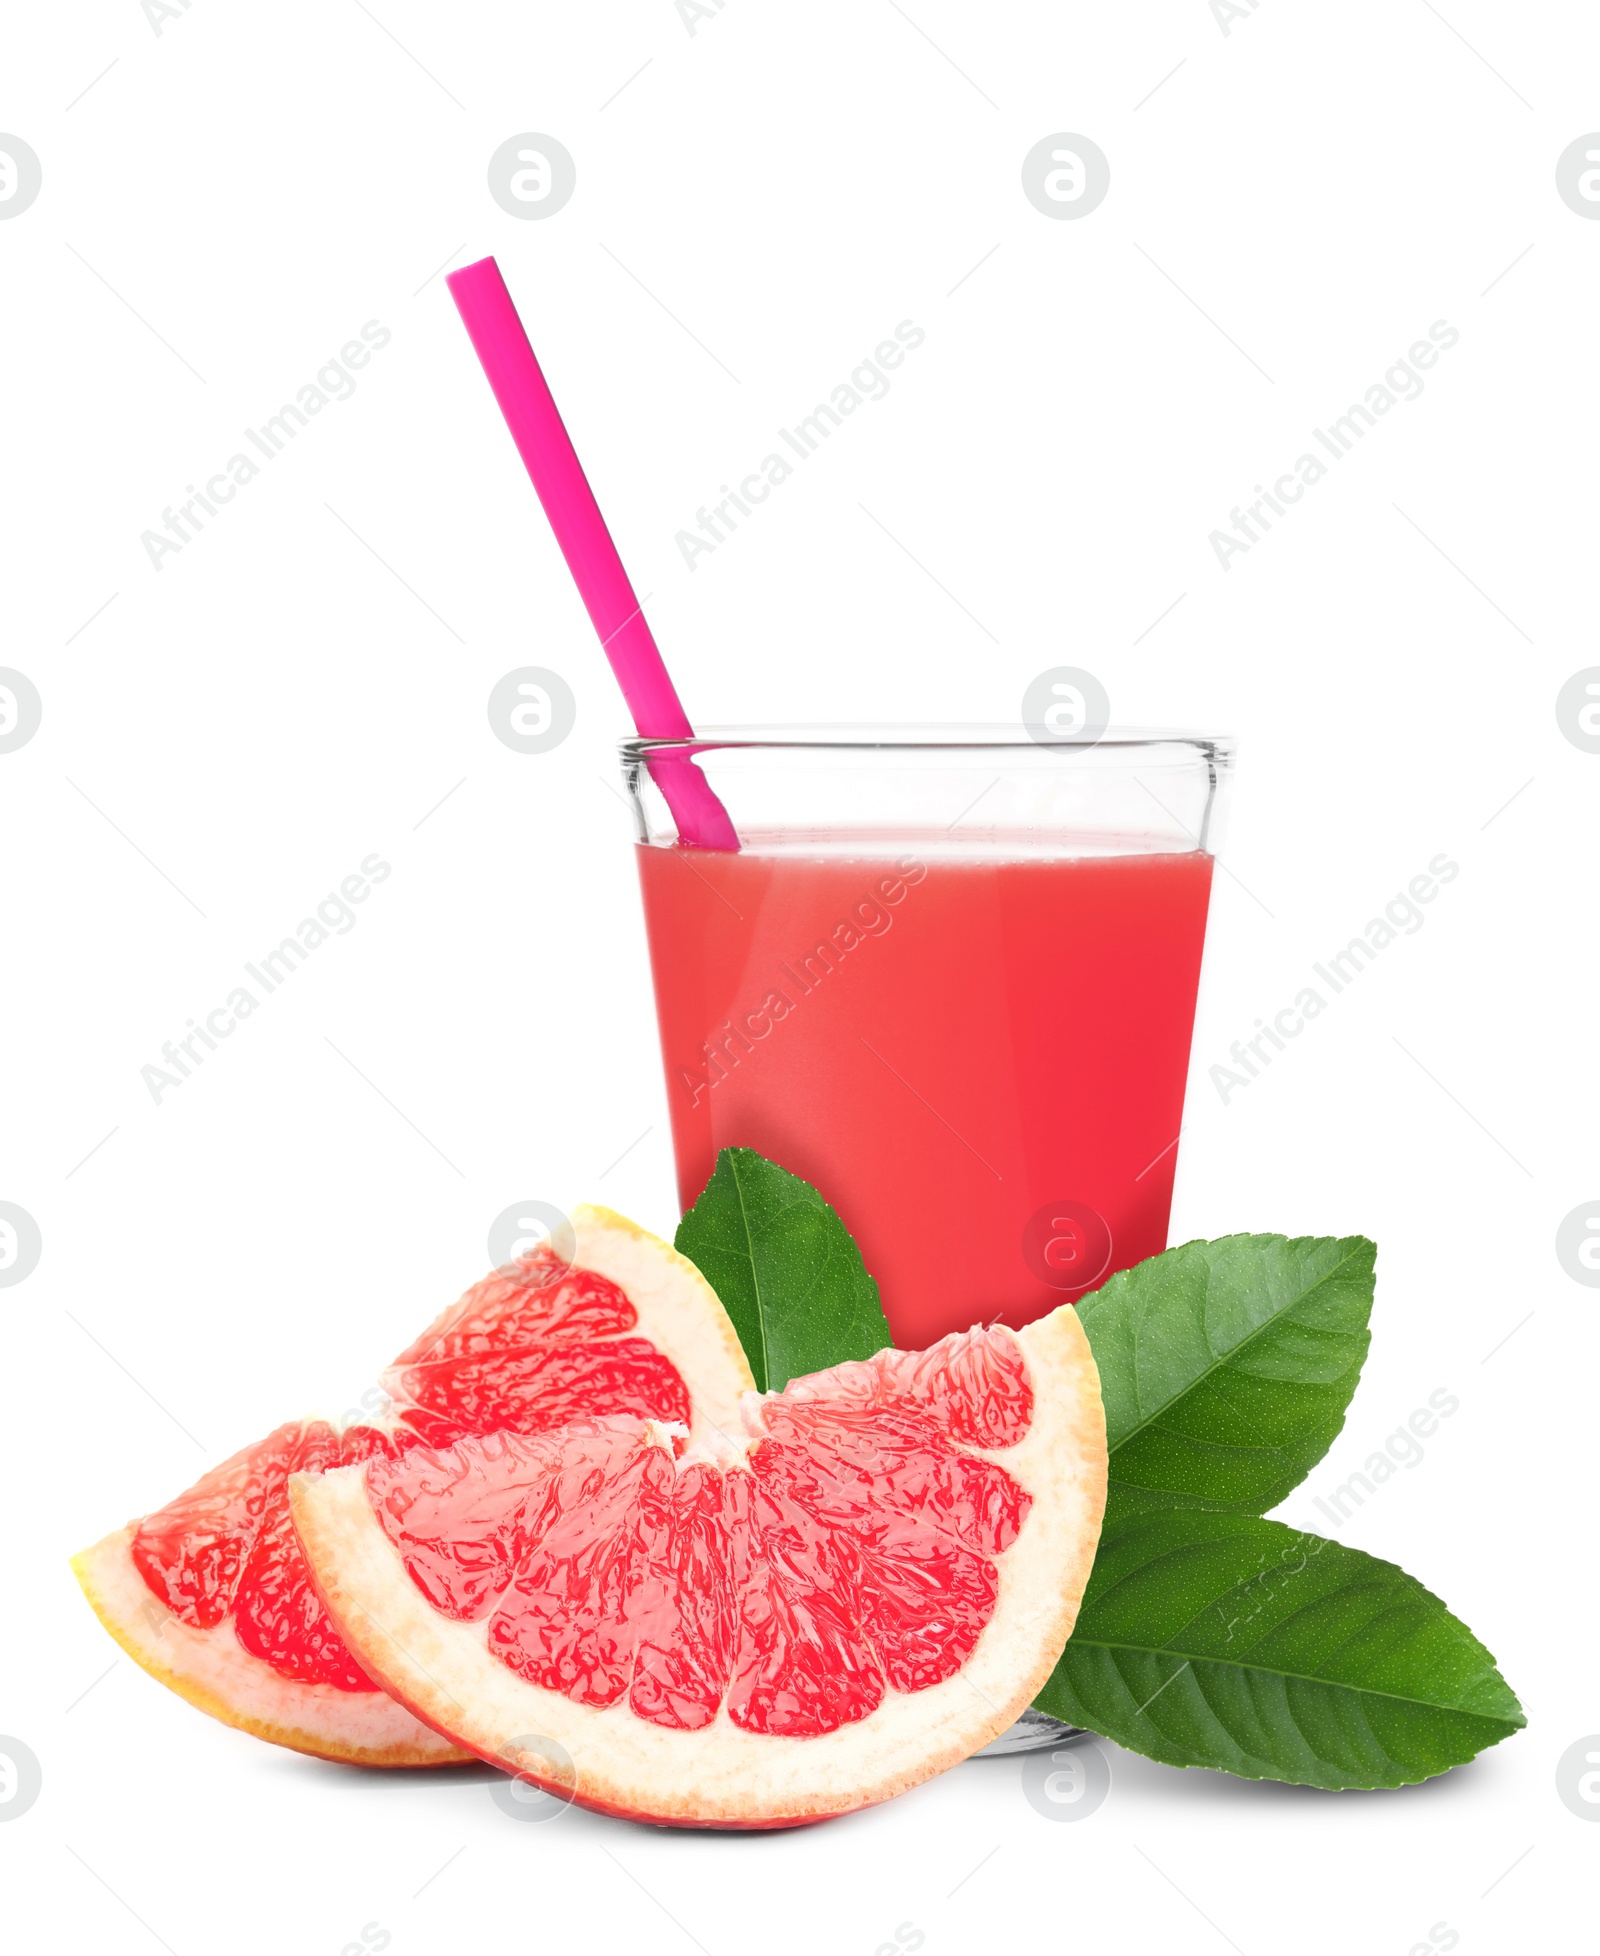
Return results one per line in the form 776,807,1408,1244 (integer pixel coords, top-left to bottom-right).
71,1526,465,1765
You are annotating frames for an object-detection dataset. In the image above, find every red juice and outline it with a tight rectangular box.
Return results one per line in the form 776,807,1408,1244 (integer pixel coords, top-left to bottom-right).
636,834,1215,1348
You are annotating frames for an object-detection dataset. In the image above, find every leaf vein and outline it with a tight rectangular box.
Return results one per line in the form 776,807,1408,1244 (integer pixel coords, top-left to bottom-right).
1065,1637,1518,1719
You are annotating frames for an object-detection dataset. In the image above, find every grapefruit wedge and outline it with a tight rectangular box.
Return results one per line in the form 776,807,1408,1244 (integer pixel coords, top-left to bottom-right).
291,1303,1107,1824
72,1207,753,1766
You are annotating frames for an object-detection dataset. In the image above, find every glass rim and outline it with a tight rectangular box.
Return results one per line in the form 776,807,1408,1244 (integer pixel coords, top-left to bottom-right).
620,723,1235,759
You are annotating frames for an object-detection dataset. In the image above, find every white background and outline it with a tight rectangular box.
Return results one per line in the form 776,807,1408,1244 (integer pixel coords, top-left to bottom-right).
4,0,1597,1950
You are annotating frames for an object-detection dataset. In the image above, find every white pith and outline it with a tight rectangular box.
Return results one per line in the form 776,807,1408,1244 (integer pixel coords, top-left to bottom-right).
71,1205,756,1766
291,1302,1107,1825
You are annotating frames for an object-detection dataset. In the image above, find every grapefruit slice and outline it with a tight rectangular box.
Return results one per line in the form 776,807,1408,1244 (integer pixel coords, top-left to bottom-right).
291,1303,1107,1824
72,1207,753,1766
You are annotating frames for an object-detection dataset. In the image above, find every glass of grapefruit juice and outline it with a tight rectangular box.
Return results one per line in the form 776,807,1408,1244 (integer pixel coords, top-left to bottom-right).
626,727,1232,1350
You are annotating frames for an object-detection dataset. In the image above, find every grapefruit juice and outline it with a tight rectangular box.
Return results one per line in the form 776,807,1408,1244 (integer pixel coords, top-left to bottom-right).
637,833,1215,1347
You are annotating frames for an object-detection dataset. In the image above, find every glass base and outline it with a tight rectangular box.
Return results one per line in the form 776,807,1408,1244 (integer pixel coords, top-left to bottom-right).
973,1709,1090,1757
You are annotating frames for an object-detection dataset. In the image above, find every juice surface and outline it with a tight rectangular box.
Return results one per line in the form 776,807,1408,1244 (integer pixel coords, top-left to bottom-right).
637,834,1214,1347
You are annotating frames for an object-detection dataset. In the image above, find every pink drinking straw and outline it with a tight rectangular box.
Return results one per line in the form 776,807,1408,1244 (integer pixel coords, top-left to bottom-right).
446,255,739,852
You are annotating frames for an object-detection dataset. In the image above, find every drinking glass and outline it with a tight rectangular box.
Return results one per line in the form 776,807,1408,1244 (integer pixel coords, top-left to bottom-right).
624,724,1233,1750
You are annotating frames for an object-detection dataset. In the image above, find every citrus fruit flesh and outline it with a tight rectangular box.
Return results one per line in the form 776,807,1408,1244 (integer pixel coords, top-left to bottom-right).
72,1207,754,1765
292,1302,1107,1823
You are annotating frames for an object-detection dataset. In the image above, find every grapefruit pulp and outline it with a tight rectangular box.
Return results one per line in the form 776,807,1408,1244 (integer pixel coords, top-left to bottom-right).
292,1302,1107,1823
72,1208,754,1765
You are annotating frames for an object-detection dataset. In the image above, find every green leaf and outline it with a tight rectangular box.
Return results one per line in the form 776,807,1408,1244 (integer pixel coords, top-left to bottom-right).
1076,1233,1376,1523
1036,1511,1524,1788
674,1148,892,1392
